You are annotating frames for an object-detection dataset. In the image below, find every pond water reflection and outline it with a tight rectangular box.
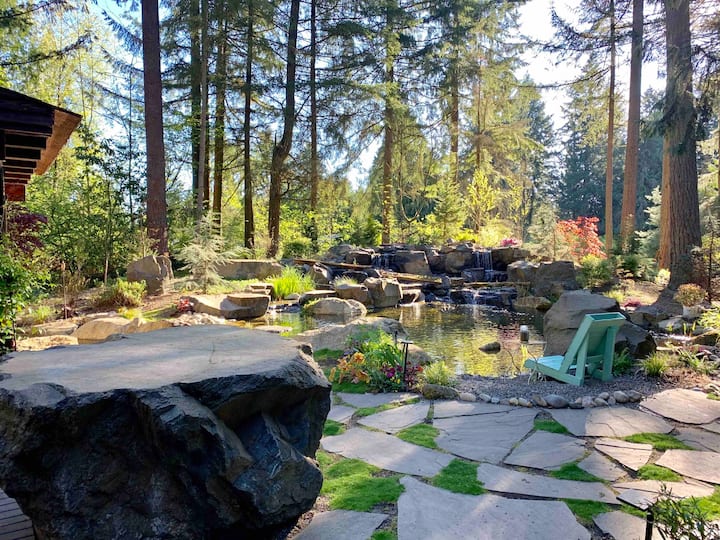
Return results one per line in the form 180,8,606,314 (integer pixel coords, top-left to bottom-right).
266,303,546,376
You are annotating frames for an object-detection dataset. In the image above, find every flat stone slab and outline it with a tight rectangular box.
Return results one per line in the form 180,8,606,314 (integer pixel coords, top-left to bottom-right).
595,438,652,471
321,428,452,477
358,402,430,433
614,480,716,509
336,392,416,409
656,450,720,484
641,388,720,424
476,463,618,504
550,407,672,437
295,510,387,540
676,427,720,452
594,511,660,540
327,404,355,424
435,408,537,463
398,477,590,540
504,431,586,470
433,400,513,418
702,422,720,434
577,451,626,482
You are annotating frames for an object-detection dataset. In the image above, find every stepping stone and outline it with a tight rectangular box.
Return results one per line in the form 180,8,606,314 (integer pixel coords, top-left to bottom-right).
358,402,430,434
295,510,387,540
328,405,355,424
595,438,652,471
476,463,618,504
321,428,452,477
504,431,586,470
656,450,720,484
676,427,720,452
641,388,720,424
702,422,720,435
577,451,625,482
594,511,660,540
614,480,716,509
397,476,590,540
336,392,416,409
550,407,671,437
434,408,537,464
433,400,513,418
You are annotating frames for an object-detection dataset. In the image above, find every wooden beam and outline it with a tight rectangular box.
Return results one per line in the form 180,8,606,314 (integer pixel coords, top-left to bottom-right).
4,147,41,161
0,121,53,136
4,183,25,202
3,171,31,181
293,258,373,270
3,178,28,184
3,166,34,174
4,133,47,149
2,159,35,169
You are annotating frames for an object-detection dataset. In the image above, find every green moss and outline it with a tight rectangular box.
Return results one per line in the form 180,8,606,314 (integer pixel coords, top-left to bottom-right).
621,504,647,518
534,418,570,434
321,458,404,511
623,433,693,451
323,420,346,437
316,450,335,472
432,459,486,495
396,424,439,449
371,531,397,540
708,393,719,401
696,487,720,519
355,403,396,417
563,499,610,524
636,464,683,482
550,463,603,483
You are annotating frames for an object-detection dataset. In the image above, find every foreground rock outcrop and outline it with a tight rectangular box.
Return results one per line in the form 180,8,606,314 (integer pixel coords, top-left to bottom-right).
0,326,330,540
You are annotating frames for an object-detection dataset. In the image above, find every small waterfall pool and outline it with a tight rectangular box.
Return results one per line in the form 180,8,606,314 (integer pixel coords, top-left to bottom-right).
265,303,546,377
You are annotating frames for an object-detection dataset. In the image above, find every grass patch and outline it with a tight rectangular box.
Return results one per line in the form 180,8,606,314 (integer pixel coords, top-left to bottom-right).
550,463,603,483
534,418,570,434
269,266,314,300
320,457,404,511
396,424,439,449
355,403,396,417
563,499,610,524
323,420,346,437
315,349,344,362
371,531,397,540
708,393,719,401
623,433,693,451
431,459,486,495
697,488,720,519
142,304,176,321
620,504,647,518
637,464,683,482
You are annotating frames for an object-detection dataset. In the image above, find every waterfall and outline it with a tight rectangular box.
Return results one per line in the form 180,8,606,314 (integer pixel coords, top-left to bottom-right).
372,253,392,269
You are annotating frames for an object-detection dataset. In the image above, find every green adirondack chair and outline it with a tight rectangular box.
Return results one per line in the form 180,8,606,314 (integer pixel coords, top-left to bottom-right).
524,312,626,386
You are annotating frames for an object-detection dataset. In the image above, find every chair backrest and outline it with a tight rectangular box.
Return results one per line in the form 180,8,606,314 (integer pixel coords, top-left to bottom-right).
561,312,626,370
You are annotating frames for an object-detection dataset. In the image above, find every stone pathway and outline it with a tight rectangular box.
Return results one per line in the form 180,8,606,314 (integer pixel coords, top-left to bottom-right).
311,388,720,539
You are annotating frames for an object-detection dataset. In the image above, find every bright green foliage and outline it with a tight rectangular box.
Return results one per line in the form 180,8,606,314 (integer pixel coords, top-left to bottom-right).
21,304,55,326
315,349,344,362
637,464,683,482
550,464,603,483
697,488,720,519
321,458,404,511
577,254,614,288
178,215,239,293
432,459,486,495
355,404,396,417
623,433,693,451
563,499,610,525
94,279,145,309
371,531,397,540
621,504,647,518
534,419,570,434
396,424,439,449
268,266,314,300
612,348,634,376
652,487,720,539
420,361,455,387
323,420,346,437
642,353,670,377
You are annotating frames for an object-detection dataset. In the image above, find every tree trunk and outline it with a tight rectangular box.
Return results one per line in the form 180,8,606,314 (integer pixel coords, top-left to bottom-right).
196,0,209,222
657,0,701,286
604,0,616,254
141,0,168,254
620,0,643,250
190,0,201,200
381,67,394,245
212,13,227,225
243,0,255,249
309,0,319,250
267,0,300,257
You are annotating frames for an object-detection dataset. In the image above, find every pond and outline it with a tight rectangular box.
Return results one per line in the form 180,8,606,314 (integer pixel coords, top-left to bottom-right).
263,303,547,377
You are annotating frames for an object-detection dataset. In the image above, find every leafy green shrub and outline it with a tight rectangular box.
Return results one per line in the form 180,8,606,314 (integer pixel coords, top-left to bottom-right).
420,361,455,386
268,266,314,299
612,348,634,375
1,250,46,353
178,215,238,293
642,352,670,377
333,276,359,287
651,486,720,540
282,238,313,259
95,279,146,308
578,255,615,289
20,304,55,326
674,283,706,307
603,288,625,304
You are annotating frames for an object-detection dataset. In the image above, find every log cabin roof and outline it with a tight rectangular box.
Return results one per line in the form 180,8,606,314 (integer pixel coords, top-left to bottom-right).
1,87,82,202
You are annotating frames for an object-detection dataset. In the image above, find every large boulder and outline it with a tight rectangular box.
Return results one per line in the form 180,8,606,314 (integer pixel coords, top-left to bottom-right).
304,298,367,320
507,261,538,284
324,244,355,262
394,250,431,275
310,264,333,285
491,247,530,267
72,316,131,344
127,255,174,295
293,317,404,352
335,283,371,305
0,326,330,539
185,293,270,319
298,290,337,305
444,245,474,274
364,278,403,308
216,259,283,280
532,261,579,297
542,290,654,357
344,249,374,266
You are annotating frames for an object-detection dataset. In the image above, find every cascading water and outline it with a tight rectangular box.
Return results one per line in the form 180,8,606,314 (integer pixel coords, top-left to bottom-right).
372,253,392,269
